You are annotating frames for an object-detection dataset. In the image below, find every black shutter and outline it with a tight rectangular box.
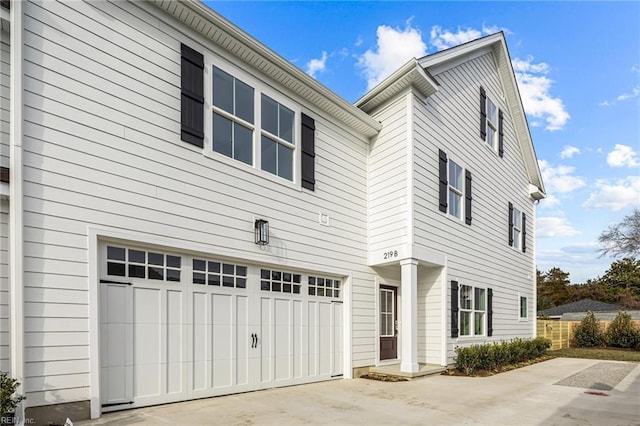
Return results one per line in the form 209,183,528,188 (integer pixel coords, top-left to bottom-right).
464,170,472,225
508,202,514,247
301,113,316,191
480,87,487,140
451,281,459,338
498,109,504,157
522,213,527,253
487,288,493,337
181,43,204,148
438,149,448,213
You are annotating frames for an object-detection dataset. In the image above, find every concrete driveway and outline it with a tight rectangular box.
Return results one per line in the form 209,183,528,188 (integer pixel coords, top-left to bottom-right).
79,358,640,425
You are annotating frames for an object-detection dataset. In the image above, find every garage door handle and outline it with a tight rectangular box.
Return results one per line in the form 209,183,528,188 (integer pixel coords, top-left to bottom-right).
251,333,257,348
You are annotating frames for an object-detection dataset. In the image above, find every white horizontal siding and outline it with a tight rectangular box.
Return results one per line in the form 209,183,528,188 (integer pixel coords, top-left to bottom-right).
0,29,8,170
417,266,442,364
415,53,536,363
0,199,8,372
20,0,379,403
367,95,408,253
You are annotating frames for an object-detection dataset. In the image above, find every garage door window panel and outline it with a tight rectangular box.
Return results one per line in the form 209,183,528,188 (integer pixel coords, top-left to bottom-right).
261,269,301,293
106,246,182,282
193,258,247,288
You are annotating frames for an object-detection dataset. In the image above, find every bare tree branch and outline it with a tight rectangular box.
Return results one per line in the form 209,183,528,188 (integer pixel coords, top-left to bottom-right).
598,209,640,258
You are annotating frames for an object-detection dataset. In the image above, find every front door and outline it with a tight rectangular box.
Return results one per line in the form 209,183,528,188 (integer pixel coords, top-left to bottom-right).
379,286,397,360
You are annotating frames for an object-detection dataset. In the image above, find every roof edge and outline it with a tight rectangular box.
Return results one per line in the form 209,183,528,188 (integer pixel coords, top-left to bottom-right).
150,0,381,138
355,59,439,113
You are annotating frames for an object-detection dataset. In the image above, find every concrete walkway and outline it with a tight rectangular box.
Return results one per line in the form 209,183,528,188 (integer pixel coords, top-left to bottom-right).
79,358,640,425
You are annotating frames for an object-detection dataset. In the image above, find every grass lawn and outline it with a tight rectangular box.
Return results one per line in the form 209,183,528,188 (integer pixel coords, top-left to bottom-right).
550,347,640,362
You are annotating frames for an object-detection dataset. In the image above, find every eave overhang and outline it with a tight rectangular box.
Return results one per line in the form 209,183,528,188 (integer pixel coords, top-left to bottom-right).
150,0,381,139
355,59,439,113
419,33,546,197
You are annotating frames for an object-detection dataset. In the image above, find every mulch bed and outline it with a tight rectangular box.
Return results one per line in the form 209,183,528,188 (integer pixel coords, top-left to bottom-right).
360,372,409,382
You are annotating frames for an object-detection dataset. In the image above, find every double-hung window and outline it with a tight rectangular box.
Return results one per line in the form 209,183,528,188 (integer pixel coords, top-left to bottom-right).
486,97,498,151
459,285,486,337
448,159,464,220
261,95,294,180
212,66,254,166
211,65,298,182
512,206,522,250
519,296,528,320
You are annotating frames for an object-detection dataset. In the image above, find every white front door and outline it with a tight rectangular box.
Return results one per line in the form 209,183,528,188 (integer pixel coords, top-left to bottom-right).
100,244,343,412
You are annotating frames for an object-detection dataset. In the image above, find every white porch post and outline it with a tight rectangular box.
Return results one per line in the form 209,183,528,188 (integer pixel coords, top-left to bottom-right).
400,258,419,373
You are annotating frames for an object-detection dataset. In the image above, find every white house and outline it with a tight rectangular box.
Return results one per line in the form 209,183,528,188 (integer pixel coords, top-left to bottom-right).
0,0,545,423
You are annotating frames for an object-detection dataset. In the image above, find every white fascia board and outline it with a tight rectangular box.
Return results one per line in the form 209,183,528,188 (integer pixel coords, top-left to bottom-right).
355,59,438,113
151,0,381,138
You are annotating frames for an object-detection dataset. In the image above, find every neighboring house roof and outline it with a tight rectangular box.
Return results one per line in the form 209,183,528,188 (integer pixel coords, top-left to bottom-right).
416,33,545,197
150,0,382,138
538,299,623,317
561,311,640,321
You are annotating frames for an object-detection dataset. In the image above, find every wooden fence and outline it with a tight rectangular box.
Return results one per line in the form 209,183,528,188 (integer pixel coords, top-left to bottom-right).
537,320,578,350
537,319,640,350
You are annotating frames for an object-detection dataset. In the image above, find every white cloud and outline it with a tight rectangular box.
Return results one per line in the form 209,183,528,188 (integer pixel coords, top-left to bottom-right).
429,24,506,51
600,85,640,106
616,86,640,102
583,176,640,211
607,144,640,168
632,64,640,74
538,160,586,194
512,56,570,131
358,22,427,90
306,51,328,78
539,194,560,208
560,145,580,159
536,216,581,238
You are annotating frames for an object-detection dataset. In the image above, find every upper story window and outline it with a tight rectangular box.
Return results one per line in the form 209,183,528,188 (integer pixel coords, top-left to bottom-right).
448,159,464,220
261,95,294,180
439,149,472,225
212,67,254,166
211,66,297,182
180,44,316,190
479,87,504,157
508,202,527,252
460,285,486,337
486,97,498,151
511,205,522,250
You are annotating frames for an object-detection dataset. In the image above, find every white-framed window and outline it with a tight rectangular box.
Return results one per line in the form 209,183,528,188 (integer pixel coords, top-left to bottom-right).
211,64,297,182
460,285,486,336
486,96,498,151
519,295,528,320
261,94,294,180
448,159,464,220
512,206,522,250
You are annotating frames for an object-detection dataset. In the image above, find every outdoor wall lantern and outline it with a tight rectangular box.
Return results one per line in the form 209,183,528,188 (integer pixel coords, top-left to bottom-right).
255,219,269,245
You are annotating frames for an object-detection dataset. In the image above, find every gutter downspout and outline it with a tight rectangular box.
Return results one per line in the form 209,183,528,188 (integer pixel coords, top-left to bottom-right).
9,0,25,420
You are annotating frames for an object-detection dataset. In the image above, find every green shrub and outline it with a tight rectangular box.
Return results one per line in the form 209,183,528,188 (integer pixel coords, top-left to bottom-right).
454,337,551,376
573,311,606,347
606,311,640,349
0,372,24,416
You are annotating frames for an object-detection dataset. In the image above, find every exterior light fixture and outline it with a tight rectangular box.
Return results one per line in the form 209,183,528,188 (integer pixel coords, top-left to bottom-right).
255,219,269,245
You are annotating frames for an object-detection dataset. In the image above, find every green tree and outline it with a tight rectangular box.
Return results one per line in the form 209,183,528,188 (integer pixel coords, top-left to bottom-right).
599,258,640,299
537,267,571,311
599,209,640,258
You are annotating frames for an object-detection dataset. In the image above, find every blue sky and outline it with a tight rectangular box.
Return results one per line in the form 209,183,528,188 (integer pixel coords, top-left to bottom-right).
207,1,640,283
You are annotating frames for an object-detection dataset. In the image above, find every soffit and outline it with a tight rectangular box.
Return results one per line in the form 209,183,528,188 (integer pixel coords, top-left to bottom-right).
149,0,381,138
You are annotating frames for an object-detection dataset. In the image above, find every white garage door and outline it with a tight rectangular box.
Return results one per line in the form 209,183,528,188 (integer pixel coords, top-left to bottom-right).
99,244,343,412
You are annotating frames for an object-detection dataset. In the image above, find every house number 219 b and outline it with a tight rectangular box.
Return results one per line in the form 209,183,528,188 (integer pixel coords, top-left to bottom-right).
383,250,398,259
